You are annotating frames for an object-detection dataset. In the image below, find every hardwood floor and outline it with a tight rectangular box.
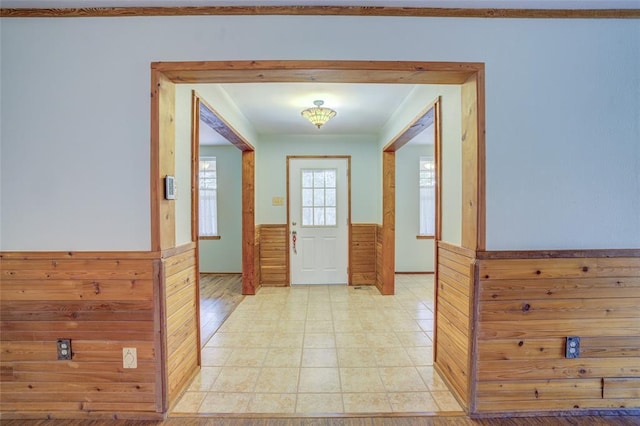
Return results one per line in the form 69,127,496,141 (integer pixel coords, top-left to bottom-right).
2,415,639,425
199,273,244,348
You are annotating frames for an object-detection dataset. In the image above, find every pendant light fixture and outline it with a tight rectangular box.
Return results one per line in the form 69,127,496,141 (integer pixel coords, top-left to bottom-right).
301,100,337,129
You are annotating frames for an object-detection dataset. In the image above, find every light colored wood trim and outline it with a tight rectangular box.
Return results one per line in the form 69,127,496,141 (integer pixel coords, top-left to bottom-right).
461,73,485,251
242,150,256,295
2,6,638,19
197,95,254,152
416,235,435,239
476,248,640,259
381,151,395,295
191,91,200,244
382,98,439,152
0,251,159,260
434,96,443,243
152,60,481,85
152,258,166,412
438,240,476,259
161,242,196,259
151,70,176,252
190,91,202,369
199,235,221,240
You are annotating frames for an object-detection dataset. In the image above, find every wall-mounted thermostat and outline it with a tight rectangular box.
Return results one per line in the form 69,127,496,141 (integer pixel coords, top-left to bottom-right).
165,175,176,200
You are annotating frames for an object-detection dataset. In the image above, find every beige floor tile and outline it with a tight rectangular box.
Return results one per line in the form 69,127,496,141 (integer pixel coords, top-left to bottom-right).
187,367,221,391
225,348,268,367
243,332,274,348
409,309,434,320
333,319,364,332
379,367,428,392
336,347,377,367
206,332,247,348
417,319,434,332
263,347,302,367
335,332,370,347
198,392,251,413
209,367,260,392
201,347,233,366
296,393,343,413
281,310,307,320
270,332,304,348
432,391,463,411
342,393,391,413
405,346,433,366
301,348,338,367
331,309,360,321
416,366,451,391
248,393,297,413
305,320,334,333
366,332,402,348
306,309,332,320
387,392,439,412
303,333,336,348
339,367,385,393
172,391,206,412
277,320,306,333
373,347,413,367
396,331,432,347
386,319,422,331
254,367,299,393
298,368,341,393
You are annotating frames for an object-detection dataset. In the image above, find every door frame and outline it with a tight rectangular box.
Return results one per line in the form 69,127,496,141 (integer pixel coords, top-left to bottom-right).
381,97,442,294
286,155,352,286
151,60,485,293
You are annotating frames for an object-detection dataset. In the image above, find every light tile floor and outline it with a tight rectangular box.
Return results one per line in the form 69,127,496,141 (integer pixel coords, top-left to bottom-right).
172,274,463,415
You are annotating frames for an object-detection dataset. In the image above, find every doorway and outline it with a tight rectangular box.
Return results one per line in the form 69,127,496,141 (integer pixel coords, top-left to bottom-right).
151,60,485,412
288,157,350,285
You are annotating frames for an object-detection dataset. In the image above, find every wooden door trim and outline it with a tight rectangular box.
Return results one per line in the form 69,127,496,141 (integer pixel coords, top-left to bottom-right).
286,155,352,286
190,91,256,295
152,59,484,284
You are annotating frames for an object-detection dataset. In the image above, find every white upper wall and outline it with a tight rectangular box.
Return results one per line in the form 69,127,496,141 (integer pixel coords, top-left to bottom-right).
1,16,638,250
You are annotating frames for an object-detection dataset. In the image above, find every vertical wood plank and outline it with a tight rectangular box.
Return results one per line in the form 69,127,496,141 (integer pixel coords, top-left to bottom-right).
461,74,479,251
381,151,395,295
151,70,176,252
242,150,256,295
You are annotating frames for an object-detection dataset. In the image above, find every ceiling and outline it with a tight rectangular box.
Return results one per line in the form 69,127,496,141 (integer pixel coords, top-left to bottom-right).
198,82,435,146
2,1,637,9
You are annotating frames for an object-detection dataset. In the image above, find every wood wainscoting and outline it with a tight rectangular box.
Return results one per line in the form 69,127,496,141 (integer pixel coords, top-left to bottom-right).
160,244,199,410
258,225,288,286
350,224,377,285
376,225,384,292
434,241,475,411
472,251,640,416
0,251,163,420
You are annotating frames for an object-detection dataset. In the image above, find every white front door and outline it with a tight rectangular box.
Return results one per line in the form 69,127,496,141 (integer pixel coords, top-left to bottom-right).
289,158,348,285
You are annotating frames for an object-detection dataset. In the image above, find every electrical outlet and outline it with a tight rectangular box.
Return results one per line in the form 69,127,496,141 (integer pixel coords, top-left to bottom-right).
565,336,580,358
57,339,72,360
123,347,137,368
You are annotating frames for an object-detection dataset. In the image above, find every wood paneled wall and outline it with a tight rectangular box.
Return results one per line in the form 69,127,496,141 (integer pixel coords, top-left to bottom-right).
161,246,198,409
375,225,384,293
258,225,288,286
473,254,640,415
0,252,162,420
434,241,475,410
350,224,377,285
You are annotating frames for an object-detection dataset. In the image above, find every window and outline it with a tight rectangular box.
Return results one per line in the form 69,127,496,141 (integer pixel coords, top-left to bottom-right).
199,157,218,238
419,156,435,237
301,168,337,227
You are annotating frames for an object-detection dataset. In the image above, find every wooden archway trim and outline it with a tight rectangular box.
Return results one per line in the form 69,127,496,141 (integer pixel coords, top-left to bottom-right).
151,60,485,294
